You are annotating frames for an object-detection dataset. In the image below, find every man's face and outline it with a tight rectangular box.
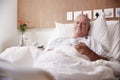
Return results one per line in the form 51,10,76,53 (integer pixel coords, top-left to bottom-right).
74,16,90,38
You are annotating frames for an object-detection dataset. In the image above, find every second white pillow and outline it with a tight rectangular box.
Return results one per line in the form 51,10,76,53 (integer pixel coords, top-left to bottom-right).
89,14,110,51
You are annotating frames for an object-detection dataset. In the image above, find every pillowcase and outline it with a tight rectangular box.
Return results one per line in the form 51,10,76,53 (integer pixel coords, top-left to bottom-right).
46,14,110,51
89,14,110,51
47,22,74,43
106,21,120,61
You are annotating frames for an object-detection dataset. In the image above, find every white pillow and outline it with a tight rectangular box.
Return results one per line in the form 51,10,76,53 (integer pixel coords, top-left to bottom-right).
47,15,109,51
48,22,74,42
89,15,110,51
107,21,120,61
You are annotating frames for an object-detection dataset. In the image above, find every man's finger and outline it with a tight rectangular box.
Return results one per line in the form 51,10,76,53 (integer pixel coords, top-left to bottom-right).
79,42,86,46
75,45,84,49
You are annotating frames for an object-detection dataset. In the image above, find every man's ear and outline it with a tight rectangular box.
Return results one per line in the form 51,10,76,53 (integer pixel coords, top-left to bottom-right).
88,25,90,31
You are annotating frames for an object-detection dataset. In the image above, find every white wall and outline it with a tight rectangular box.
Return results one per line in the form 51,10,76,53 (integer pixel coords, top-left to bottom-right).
0,0,19,52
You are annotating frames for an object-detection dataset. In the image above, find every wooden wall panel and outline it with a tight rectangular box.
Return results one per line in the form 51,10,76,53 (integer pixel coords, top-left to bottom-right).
104,0,116,8
63,0,73,23
94,0,105,9
39,0,47,28
18,0,42,28
45,0,56,27
18,0,120,28
73,0,82,11
55,0,64,23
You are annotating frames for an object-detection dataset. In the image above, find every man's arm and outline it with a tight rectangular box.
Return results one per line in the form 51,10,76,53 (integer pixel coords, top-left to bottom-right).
75,42,108,61
84,48,108,61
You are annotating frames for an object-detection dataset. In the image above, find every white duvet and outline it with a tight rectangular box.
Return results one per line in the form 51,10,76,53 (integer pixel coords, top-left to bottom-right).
0,46,120,80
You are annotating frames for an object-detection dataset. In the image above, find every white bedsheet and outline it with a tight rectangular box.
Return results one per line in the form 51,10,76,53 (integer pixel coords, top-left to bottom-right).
0,46,120,80
0,46,43,68
34,46,120,80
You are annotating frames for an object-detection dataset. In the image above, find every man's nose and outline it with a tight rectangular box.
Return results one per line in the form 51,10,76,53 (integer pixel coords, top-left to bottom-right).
77,23,82,27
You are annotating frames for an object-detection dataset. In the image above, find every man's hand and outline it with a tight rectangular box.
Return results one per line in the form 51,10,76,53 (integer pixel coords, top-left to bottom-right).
74,42,91,55
74,42,108,61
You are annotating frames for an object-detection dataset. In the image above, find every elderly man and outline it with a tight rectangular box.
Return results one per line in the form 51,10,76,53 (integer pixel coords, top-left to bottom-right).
45,14,108,61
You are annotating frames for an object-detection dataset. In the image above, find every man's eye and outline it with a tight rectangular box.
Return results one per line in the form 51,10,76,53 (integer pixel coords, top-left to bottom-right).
76,22,79,24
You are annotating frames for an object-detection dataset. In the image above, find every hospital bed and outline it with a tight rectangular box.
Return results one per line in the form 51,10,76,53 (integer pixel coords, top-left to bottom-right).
0,14,120,80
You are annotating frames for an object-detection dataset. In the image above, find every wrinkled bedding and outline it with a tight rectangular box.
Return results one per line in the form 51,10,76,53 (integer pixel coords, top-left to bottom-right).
0,46,120,80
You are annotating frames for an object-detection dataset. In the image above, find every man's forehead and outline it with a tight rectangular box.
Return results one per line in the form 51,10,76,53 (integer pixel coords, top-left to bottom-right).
75,16,88,22
77,16,88,19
